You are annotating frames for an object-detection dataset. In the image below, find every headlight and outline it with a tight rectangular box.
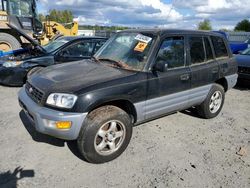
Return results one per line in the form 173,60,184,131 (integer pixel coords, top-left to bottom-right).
3,61,23,67
46,93,77,109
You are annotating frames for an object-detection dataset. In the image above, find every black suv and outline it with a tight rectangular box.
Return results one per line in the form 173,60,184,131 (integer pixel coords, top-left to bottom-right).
18,29,238,163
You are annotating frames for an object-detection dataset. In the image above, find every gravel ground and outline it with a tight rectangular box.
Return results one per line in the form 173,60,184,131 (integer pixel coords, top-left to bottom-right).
0,84,249,188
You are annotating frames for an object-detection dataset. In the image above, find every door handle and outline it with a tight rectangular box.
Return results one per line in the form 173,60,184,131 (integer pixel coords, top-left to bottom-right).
180,74,190,81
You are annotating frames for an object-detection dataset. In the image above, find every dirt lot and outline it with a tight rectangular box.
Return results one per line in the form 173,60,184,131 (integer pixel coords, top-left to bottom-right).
0,84,249,188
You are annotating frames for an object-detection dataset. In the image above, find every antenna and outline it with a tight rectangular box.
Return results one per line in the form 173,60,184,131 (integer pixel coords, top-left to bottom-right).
167,0,175,20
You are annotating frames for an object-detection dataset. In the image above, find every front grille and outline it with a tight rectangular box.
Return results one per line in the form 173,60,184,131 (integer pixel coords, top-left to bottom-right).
25,82,44,104
238,66,250,74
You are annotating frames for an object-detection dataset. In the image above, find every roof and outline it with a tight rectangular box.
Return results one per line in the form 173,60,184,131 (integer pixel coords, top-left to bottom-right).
121,28,224,37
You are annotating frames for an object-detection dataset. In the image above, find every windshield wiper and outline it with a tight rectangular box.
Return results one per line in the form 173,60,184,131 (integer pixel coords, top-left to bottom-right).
92,56,101,63
98,58,127,69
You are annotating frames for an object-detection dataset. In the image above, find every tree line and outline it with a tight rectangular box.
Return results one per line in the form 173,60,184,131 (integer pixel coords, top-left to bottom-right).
78,25,130,31
38,10,129,30
198,18,250,32
38,9,73,23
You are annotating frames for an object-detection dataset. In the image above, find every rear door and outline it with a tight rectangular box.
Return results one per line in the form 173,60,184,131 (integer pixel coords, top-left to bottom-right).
145,35,191,119
188,35,219,106
210,36,231,77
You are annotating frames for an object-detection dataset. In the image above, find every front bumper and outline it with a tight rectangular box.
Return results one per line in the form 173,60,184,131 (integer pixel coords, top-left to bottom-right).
18,87,87,140
0,66,27,86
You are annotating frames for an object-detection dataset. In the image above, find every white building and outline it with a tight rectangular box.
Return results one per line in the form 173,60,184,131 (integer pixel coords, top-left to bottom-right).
78,30,95,36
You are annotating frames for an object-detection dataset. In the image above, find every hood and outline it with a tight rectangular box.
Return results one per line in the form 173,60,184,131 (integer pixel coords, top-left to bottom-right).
30,59,136,94
235,55,250,67
8,24,46,53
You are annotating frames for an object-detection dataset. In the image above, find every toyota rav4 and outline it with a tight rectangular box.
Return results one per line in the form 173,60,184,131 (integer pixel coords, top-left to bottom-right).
18,29,238,163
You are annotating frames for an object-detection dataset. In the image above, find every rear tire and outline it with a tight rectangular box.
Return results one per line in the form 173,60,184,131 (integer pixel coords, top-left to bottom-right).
0,33,21,51
77,105,133,164
197,84,225,119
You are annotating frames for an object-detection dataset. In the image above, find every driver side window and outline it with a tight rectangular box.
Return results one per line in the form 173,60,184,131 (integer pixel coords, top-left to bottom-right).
155,36,185,69
60,42,95,57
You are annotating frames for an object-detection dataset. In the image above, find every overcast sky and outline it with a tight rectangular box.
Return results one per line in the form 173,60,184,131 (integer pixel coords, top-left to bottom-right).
38,0,250,30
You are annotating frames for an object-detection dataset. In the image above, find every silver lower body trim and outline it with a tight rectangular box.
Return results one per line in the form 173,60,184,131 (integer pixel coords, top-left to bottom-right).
225,74,238,89
135,84,212,123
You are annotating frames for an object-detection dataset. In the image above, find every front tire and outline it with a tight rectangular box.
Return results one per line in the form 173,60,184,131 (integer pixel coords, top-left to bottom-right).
0,33,21,51
77,106,133,164
197,84,225,119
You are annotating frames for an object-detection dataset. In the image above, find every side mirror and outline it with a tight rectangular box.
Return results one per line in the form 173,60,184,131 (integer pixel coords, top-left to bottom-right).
61,51,68,56
57,50,68,58
153,61,168,72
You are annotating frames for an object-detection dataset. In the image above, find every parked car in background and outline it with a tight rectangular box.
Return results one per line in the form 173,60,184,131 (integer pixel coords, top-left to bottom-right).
212,31,249,54
19,29,238,163
244,38,250,48
235,48,250,82
230,41,248,54
0,27,107,86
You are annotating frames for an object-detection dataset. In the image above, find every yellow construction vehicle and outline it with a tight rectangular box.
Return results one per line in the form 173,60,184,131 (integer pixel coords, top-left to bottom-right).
0,0,42,51
36,18,78,46
0,0,78,51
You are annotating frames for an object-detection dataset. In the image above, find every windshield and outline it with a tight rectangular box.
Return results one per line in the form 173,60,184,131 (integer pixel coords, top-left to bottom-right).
43,38,71,53
95,32,155,71
8,0,33,17
240,48,250,55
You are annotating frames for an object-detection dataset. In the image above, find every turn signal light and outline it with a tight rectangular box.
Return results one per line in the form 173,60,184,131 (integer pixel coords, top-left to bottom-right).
56,121,72,129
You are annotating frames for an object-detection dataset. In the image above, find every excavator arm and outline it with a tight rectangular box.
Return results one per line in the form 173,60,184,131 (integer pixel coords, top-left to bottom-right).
36,20,78,45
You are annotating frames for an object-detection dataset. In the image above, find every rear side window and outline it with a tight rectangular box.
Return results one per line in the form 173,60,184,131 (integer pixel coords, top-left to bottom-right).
211,36,228,58
204,37,214,61
189,37,205,64
155,36,185,69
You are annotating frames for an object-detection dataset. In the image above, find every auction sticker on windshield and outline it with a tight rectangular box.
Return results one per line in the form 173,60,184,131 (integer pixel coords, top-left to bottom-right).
135,34,152,44
134,42,148,52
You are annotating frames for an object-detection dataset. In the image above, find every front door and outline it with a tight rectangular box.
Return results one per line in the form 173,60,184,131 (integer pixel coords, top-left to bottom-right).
145,36,191,119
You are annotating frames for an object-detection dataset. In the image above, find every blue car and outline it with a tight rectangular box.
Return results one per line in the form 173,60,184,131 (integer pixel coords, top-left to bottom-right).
235,48,250,82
